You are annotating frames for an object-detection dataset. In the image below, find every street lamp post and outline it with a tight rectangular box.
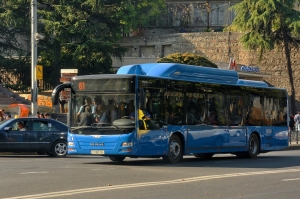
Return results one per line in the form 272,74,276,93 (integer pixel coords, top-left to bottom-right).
31,0,38,116
206,0,211,30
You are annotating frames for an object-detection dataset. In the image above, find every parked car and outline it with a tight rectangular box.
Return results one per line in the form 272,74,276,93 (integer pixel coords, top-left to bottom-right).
0,117,68,157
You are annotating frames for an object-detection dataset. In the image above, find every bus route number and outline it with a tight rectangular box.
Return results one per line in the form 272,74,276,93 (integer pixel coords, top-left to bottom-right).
78,82,86,90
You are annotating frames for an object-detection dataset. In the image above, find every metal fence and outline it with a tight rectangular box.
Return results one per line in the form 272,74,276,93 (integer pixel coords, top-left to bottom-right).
289,130,299,145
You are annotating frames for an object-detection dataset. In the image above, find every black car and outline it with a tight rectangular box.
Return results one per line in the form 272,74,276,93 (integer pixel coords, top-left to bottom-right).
0,117,68,157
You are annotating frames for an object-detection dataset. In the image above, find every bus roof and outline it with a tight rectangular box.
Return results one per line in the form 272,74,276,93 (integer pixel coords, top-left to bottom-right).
117,63,269,88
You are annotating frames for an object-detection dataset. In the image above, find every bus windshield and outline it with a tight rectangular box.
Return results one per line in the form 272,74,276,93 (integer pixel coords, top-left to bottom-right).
71,93,135,129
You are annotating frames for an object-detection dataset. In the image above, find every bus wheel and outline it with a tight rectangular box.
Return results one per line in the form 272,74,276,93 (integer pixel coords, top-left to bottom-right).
248,134,259,158
109,156,125,162
51,140,67,157
163,135,183,163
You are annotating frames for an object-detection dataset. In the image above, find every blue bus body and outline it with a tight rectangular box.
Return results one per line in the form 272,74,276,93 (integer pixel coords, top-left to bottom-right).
53,63,289,163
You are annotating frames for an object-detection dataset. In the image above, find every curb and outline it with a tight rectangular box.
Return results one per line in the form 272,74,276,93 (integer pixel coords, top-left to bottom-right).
283,145,300,151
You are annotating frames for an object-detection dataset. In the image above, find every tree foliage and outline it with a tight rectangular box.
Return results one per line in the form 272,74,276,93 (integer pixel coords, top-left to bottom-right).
0,0,166,90
225,0,300,114
156,52,218,68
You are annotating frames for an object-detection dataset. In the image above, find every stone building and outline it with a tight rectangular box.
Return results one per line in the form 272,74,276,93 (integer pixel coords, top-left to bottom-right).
113,31,300,111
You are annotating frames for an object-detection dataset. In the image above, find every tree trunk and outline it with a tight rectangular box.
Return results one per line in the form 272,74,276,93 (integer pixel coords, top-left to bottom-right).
282,29,296,114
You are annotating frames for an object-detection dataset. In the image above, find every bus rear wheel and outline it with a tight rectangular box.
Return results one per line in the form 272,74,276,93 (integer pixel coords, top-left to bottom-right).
163,135,183,163
248,134,259,158
109,156,125,162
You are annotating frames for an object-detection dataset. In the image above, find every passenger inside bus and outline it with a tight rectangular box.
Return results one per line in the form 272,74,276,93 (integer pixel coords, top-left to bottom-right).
78,106,93,126
93,104,107,123
186,107,200,125
77,97,92,119
107,99,117,123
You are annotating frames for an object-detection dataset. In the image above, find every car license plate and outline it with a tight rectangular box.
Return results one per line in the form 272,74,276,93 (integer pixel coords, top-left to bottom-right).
91,150,105,155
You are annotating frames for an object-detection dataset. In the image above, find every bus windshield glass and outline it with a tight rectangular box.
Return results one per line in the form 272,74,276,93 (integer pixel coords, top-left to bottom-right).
70,93,135,129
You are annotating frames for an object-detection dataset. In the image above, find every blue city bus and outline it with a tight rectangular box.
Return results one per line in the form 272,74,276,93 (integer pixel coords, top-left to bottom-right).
52,63,289,163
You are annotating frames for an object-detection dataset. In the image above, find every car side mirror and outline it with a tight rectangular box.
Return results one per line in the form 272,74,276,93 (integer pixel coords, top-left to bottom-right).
4,127,11,131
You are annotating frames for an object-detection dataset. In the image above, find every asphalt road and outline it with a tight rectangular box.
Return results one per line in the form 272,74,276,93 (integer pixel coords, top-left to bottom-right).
1,150,300,199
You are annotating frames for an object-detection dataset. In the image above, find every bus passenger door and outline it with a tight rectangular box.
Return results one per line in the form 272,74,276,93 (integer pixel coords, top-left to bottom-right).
137,109,168,156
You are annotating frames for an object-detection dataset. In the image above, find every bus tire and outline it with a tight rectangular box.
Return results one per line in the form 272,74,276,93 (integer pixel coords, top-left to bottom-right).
248,134,259,158
109,156,125,162
51,140,67,157
163,135,183,163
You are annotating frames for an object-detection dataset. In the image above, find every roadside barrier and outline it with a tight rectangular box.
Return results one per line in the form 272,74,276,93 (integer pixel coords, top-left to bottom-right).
289,130,299,145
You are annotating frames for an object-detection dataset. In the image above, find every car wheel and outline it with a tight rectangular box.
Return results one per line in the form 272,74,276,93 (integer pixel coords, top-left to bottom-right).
163,134,183,163
108,156,125,162
51,140,67,157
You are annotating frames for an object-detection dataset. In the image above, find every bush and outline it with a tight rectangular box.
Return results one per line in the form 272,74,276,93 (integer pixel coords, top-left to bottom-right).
156,52,218,68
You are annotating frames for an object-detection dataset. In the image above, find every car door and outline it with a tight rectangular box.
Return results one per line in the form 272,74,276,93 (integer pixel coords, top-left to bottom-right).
31,120,61,152
31,120,50,152
0,122,9,151
6,119,31,152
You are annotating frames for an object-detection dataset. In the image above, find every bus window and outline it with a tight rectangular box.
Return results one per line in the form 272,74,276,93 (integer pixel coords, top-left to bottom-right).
164,90,184,125
227,87,247,126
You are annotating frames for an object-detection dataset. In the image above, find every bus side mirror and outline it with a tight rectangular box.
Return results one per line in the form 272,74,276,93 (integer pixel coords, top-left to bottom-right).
139,88,146,110
51,83,72,105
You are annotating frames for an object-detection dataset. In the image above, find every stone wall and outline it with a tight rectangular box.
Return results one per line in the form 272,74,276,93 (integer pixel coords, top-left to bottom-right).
119,32,300,110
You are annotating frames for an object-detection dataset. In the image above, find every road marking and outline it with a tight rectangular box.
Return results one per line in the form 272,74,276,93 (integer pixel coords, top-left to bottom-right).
5,168,300,199
20,172,49,175
282,178,300,181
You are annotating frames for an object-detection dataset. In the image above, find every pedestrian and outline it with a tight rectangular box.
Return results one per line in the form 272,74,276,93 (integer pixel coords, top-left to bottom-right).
1,109,8,120
40,113,45,118
294,111,300,131
289,114,295,131
0,111,3,121
6,114,11,120
45,113,52,119
37,111,41,118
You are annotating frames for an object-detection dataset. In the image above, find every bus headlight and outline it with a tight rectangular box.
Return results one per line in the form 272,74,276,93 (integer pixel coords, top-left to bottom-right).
68,142,74,147
122,142,133,147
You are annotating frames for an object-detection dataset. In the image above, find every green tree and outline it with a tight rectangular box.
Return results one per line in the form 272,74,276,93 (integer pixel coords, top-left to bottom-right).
156,52,218,68
38,0,166,86
0,0,166,90
226,0,300,114
0,0,31,91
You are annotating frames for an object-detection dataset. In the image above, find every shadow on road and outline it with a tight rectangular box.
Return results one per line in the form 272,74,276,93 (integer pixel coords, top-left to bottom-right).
76,151,300,169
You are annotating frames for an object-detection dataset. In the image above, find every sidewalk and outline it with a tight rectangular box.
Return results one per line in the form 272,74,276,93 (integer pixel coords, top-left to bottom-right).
285,141,300,150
